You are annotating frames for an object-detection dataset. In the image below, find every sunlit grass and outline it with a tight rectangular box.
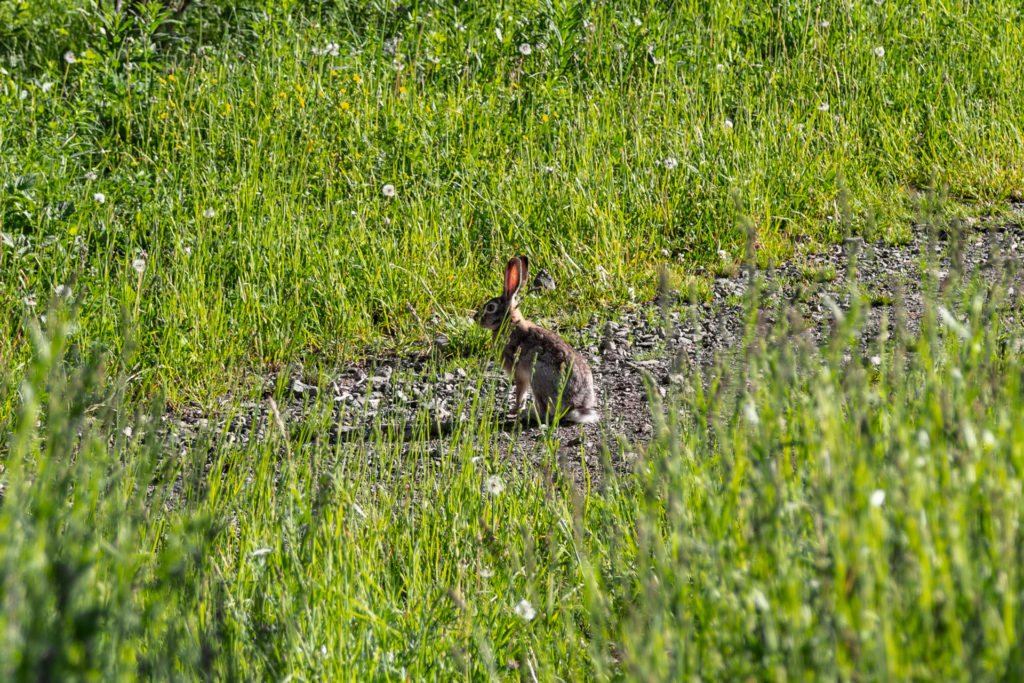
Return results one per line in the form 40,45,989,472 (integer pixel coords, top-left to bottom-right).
2,1,1024,679
2,1,1023,398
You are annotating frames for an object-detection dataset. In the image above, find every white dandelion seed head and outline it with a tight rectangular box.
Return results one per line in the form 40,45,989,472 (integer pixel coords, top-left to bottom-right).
718,249,730,262
484,475,504,495
122,425,133,438
817,102,829,112
382,184,396,198
64,50,77,64
132,258,146,274
93,192,105,204
873,45,885,58
203,207,216,219
662,156,678,170
632,17,642,27
41,81,54,93
23,295,37,308
85,170,97,181
54,284,72,298
519,43,532,56
820,20,830,29
870,489,886,507
722,119,734,131
716,63,726,72
514,599,536,621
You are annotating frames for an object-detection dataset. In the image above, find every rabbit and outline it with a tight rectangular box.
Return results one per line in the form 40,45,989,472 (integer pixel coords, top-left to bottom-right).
474,255,600,425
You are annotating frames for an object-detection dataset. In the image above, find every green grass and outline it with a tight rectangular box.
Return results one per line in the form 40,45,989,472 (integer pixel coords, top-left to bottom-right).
4,221,1023,679
2,0,1023,396
3,1,1024,679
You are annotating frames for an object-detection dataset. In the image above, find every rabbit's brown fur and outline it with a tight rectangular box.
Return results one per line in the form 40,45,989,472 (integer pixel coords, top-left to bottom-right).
475,256,599,424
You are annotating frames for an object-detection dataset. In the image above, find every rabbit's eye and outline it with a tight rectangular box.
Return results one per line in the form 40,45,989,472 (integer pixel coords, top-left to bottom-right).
485,302,497,313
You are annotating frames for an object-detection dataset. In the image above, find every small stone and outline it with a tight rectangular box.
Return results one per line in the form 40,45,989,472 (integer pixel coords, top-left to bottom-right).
291,379,317,398
532,269,556,291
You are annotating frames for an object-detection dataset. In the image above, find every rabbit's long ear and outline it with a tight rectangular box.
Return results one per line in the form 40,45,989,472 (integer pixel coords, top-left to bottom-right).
515,255,529,288
503,257,522,299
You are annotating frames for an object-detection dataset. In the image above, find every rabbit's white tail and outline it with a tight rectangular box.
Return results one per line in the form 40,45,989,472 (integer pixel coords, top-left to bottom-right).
564,407,600,425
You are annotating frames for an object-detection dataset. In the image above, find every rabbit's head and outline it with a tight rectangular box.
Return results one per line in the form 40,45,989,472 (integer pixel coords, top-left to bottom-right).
474,255,529,331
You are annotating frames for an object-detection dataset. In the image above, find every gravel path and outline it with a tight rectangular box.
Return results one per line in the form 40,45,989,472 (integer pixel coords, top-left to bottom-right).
165,207,1024,485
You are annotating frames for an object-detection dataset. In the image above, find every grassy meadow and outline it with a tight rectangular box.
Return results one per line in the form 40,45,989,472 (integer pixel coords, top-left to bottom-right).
2,0,1024,679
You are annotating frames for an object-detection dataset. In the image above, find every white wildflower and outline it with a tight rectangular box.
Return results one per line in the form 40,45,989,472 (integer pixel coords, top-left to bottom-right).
41,82,54,93
718,249,730,262
132,258,146,274
632,17,642,27
484,475,504,495
123,426,133,438
873,45,885,58
382,184,396,198
662,156,678,170
817,102,829,112
54,284,72,298
716,63,725,72
518,43,532,56
203,207,216,219
750,589,770,611
481,566,494,578
742,400,759,426
23,295,37,308
93,192,105,204
869,489,886,507
819,20,830,29
85,170,97,181
514,599,536,621
312,42,340,57
722,119,733,131
320,645,328,656
63,51,77,64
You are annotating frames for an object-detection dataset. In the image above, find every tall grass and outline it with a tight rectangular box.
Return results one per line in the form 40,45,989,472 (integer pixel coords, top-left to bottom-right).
2,1,1023,394
4,219,1021,679
2,1,1024,678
